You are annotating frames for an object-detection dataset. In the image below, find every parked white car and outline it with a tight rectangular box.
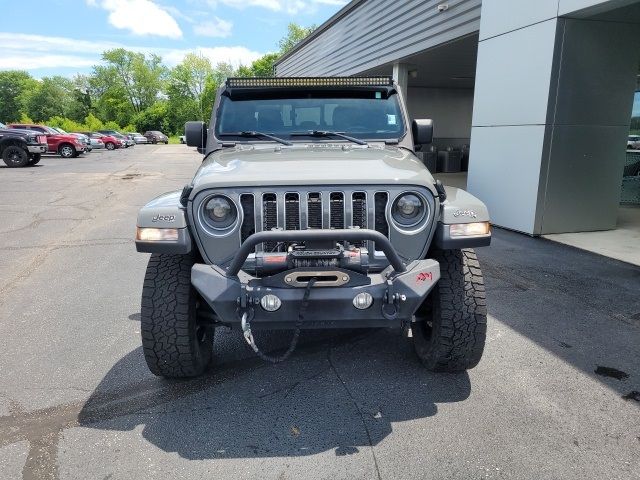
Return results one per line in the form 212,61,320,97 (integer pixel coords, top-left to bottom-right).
628,135,640,150
179,135,186,144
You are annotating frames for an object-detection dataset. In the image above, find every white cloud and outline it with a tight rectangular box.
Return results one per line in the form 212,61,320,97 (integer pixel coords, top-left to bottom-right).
88,0,183,38
163,46,261,68
0,54,97,70
210,0,348,15
0,32,121,54
0,32,261,71
193,17,233,38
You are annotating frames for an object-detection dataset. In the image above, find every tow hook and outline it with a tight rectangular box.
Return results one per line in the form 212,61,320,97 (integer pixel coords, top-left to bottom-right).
382,280,406,320
236,283,256,323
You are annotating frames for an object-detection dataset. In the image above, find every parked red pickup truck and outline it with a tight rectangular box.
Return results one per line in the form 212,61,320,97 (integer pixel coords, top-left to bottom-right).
7,124,86,158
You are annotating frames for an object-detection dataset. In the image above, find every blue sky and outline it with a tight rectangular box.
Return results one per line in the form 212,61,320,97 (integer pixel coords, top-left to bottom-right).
0,0,347,78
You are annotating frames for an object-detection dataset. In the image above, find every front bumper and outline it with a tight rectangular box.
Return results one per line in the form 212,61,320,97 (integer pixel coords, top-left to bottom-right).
27,144,47,153
190,229,441,329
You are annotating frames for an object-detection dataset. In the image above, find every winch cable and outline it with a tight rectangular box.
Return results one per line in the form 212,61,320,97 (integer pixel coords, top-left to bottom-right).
241,277,317,363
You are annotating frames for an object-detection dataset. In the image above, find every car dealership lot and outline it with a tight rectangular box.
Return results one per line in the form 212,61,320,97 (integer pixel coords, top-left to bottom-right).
0,145,638,479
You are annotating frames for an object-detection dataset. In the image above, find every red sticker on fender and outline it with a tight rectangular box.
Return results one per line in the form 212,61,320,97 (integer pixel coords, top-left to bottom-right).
416,272,433,283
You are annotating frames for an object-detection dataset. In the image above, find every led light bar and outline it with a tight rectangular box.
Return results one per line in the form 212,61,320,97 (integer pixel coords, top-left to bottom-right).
226,76,393,88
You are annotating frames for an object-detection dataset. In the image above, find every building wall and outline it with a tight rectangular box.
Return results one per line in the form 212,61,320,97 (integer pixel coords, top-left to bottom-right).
468,0,640,234
275,0,481,77
406,87,474,148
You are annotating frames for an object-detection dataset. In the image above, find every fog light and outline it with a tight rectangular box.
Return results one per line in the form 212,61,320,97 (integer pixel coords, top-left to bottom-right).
136,227,179,242
449,222,490,237
353,292,373,310
260,294,281,312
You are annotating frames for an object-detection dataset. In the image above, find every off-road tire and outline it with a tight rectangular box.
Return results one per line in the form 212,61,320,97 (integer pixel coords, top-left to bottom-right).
412,248,487,372
29,154,41,165
141,253,214,378
59,143,76,158
2,145,30,167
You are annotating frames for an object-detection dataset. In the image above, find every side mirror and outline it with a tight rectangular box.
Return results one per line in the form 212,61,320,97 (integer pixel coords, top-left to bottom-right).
185,121,207,150
412,119,433,146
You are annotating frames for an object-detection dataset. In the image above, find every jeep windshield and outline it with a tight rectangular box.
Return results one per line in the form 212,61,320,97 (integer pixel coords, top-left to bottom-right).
215,90,405,143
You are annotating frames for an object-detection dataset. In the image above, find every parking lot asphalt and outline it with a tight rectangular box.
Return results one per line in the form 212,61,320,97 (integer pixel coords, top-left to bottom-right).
0,145,639,480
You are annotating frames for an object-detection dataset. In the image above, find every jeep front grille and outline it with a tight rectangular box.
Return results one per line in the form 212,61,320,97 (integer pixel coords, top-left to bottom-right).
243,189,390,252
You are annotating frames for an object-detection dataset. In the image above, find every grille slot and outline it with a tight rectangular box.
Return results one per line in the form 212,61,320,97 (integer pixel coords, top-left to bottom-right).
330,192,344,229
285,193,300,230
240,194,255,243
262,193,278,251
352,192,367,247
307,193,322,229
374,192,389,251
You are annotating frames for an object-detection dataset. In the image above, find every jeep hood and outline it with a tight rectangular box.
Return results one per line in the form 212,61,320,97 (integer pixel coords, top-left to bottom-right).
191,144,435,194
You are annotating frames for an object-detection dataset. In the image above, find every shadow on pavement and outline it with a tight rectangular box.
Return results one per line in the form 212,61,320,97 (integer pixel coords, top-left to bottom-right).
478,228,640,396
78,328,471,459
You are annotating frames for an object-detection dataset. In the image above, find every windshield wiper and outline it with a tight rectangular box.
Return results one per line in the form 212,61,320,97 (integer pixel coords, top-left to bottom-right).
291,130,368,146
220,131,292,146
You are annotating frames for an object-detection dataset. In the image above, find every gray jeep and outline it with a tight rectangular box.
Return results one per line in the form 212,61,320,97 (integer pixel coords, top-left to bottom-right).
135,77,491,378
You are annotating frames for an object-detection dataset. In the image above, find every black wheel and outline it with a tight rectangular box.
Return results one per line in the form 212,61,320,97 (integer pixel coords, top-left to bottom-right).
59,143,76,158
152,138,157,144
412,248,487,372
141,253,214,378
105,142,115,150
29,153,41,165
2,145,30,167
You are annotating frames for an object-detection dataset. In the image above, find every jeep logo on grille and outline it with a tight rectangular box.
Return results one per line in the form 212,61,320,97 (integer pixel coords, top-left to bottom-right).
152,214,175,222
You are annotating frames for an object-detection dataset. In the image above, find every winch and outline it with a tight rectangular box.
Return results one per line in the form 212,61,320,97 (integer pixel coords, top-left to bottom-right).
249,243,369,275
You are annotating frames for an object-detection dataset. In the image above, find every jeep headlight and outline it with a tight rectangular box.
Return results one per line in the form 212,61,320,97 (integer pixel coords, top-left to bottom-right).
203,195,237,230
392,193,426,227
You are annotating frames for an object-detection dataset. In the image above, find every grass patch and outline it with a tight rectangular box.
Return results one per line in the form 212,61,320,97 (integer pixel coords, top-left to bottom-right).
168,135,183,144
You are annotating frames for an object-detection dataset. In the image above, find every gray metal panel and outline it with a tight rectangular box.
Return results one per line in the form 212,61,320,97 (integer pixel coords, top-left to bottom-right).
275,0,482,77
538,125,627,233
472,18,559,127
558,0,638,16
479,0,559,40
467,125,547,234
549,19,640,126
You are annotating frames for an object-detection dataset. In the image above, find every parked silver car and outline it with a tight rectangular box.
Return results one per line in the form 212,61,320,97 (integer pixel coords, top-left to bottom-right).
127,132,148,144
75,132,104,149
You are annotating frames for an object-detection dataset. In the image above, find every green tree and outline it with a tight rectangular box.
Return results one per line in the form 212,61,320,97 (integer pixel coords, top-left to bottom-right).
65,75,92,123
26,76,74,122
90,49,167,125
133,101,169,133
0,71,36,122
278,23,316,54
169,54,212,119
237,53,280,77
